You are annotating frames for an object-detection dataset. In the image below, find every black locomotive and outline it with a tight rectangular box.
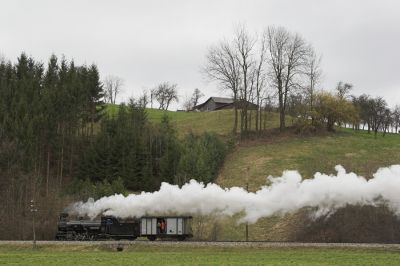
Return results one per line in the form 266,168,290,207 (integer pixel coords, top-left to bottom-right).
55,213,193,241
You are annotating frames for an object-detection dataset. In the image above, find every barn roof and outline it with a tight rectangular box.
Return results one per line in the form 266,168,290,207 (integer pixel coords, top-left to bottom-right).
194,97,234,109
194,96,259,111
210,97,234,104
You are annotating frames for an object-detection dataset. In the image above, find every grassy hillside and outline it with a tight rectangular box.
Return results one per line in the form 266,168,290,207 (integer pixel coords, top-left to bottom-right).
218,128,400,190
211,128,400,241
106,104,283,136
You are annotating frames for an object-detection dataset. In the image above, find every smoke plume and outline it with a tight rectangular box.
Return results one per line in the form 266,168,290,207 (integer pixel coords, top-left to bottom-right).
72,165,400,223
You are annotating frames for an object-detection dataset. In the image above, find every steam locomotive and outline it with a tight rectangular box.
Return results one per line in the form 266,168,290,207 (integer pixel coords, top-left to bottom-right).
55,213,193,241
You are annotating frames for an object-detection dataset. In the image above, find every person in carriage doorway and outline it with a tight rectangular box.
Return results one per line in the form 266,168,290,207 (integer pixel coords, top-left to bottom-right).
160,219,166,234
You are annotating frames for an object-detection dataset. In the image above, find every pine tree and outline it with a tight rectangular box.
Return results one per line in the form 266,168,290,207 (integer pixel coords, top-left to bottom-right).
159,114,181,184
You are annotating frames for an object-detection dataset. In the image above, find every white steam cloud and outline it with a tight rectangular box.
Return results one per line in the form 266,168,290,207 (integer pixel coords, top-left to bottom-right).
72,165,400,223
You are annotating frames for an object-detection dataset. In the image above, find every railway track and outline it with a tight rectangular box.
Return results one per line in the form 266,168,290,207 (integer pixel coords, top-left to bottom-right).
1,240,400,249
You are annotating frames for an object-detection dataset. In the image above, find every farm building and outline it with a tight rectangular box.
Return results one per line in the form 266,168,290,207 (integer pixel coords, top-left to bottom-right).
193,97,258,112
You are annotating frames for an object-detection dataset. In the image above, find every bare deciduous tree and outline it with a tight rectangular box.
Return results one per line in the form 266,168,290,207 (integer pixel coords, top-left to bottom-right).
104,75,124,104
392,105,400,133
336,81,353,99
234,25,256,134
153,82,179,110
266,26,309,131
191,88,204,108
304,46,322,115
353,94,373,132
138,90,149,108
252,30,268,131
204,41,241,134
182,96,193,111
182,88,204,111
382,108,393,136
370,97,387,138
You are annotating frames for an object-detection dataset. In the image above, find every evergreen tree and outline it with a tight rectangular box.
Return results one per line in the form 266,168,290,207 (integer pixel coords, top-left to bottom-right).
159,114,181,184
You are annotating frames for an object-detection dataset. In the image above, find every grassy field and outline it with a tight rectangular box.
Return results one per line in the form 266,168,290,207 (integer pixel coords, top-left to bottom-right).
1,244,400,265
217,128,400,190
105,104,283,136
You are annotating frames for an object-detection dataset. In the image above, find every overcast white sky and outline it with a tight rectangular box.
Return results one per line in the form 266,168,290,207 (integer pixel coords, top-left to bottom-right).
1,0,400,108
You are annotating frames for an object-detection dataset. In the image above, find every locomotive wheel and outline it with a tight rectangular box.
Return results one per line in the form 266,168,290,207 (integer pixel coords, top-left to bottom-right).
177,236,186,241
147,236,157,241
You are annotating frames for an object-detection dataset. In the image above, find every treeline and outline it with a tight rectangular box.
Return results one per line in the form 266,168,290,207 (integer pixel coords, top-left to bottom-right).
0,53,104,239
286,82,400,136
0,53,104,195
352,94,400,136
0,53,226,240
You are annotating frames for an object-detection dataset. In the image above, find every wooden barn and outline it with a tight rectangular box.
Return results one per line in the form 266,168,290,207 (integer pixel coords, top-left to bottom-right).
193,97,258,112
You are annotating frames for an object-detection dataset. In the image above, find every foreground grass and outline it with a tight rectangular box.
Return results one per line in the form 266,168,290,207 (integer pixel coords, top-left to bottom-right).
1,245,400,265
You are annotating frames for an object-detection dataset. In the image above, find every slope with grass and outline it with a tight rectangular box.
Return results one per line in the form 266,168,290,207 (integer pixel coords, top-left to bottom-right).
212,128,400,241
218,128,400,190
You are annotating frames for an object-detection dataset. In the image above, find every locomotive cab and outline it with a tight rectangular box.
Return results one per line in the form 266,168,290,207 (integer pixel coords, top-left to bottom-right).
100,216,140,240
